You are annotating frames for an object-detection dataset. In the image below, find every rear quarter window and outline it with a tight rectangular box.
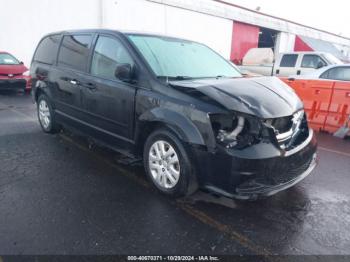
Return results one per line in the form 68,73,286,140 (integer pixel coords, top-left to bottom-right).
279,54,298,67
34,35,61,65
57,34,92,72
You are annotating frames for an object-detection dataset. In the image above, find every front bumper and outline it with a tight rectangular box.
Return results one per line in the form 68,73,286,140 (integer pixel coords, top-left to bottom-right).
0,78,30,91
232,152,317,199
193,129,317,200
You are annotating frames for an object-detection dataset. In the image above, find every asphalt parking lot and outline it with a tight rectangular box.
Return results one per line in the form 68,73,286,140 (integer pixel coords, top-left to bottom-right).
0,91,350,256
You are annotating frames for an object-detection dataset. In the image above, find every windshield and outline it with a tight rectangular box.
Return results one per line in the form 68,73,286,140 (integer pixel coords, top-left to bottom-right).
0,53,20,65
323,53,343,65
127,34,242,79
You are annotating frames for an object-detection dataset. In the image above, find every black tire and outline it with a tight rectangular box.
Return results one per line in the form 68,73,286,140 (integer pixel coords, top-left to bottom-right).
37,94,60,134
143,128,197,197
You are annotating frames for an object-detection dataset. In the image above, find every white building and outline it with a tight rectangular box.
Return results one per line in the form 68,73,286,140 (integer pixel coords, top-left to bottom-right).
1,0,350,66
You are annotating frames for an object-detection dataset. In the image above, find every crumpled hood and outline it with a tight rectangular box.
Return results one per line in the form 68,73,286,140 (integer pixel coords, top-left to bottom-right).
169,76,303,118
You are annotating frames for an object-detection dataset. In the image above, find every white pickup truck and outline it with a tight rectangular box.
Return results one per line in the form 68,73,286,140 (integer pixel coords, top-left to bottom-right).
238,48,343,77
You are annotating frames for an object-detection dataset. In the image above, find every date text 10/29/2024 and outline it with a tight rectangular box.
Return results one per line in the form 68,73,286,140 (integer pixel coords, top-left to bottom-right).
127,256,220,261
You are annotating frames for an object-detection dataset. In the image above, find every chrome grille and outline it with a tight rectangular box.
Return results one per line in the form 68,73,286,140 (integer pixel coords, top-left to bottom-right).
265,110,308,149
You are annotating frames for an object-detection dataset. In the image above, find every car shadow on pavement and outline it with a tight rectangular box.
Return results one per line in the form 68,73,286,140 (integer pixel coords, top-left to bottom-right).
0,90,28,96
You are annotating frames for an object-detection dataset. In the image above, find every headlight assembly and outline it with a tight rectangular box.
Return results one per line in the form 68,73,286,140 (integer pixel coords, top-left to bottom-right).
217,116,245,147
210,113,263,149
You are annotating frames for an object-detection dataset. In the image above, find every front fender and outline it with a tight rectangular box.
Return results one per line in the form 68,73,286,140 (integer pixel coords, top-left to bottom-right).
139,108,206,146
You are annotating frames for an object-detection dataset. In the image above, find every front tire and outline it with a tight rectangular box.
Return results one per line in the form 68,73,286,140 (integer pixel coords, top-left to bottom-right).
143,128,197,197
37,94,60,133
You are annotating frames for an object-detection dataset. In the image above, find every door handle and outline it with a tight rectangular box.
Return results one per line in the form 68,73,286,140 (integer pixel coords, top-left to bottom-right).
70,79,79,85
297,70,301,75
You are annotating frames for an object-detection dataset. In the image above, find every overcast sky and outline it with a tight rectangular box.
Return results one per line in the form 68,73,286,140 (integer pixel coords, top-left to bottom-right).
223,0,350,38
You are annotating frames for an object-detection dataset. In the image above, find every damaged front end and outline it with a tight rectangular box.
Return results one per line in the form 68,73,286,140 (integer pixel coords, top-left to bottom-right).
201,110,317,199
167,77,317,199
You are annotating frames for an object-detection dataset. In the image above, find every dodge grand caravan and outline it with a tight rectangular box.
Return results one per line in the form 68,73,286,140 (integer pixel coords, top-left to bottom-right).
31,30,317,199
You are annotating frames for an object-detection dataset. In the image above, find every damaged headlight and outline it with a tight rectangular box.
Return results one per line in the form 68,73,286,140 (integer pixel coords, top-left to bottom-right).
217,116,245,148
210,113,263,149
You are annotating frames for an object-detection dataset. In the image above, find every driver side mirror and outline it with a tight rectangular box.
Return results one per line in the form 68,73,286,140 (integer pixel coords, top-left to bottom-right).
115,63,134,83
316,61,325,69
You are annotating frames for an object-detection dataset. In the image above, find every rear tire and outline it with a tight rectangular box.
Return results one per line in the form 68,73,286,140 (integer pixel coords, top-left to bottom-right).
143,128,197,197
37,94,60,134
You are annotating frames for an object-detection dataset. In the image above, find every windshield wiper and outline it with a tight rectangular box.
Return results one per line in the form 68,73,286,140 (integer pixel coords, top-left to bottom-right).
157,76,193,81
157,75,237,81
214,75,241,79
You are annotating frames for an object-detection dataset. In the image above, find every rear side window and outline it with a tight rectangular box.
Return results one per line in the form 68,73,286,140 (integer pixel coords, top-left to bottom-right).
34,35,61,64
301,55,326,68
58,34,92,72
280,54,298,67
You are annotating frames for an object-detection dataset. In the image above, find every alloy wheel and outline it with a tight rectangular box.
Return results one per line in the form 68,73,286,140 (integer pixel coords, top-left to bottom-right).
148,140,180,189
38,99,51,129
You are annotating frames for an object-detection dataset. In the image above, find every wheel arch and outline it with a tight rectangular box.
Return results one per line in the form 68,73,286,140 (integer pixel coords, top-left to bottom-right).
33,79,53,102
137,108,205,145
140,119,200,196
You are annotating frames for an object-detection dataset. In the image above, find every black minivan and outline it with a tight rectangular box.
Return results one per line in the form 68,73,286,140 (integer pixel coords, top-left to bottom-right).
31,29,317,199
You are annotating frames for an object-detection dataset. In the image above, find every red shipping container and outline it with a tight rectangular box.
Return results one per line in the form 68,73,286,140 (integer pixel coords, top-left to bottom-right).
230,22,260,65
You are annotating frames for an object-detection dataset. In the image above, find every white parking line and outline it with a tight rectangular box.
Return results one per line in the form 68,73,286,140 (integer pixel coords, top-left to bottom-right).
318,146,350,158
